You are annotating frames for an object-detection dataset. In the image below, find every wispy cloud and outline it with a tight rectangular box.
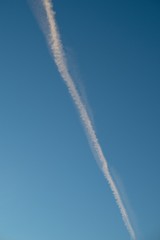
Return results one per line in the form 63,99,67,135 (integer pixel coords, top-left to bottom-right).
31,0,136,239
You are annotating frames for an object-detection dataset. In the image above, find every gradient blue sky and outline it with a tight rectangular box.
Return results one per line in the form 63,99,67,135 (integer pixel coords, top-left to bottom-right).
0,1,160,240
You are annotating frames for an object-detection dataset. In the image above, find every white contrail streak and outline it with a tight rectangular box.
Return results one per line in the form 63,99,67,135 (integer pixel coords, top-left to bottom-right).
35,0,136,239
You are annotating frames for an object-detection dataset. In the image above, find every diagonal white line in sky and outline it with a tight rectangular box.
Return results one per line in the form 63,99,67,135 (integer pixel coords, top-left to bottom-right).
32,0,137,239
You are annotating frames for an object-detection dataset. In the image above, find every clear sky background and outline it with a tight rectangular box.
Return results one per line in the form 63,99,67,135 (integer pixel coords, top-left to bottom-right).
0,1,160,240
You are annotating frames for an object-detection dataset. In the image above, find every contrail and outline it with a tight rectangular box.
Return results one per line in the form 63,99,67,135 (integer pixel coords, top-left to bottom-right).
32,0,136,239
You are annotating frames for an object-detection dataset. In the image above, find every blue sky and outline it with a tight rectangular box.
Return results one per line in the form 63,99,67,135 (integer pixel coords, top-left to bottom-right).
0,1,160,240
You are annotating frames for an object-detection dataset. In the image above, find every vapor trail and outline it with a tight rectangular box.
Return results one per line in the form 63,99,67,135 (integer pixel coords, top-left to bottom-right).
34,0,136,239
